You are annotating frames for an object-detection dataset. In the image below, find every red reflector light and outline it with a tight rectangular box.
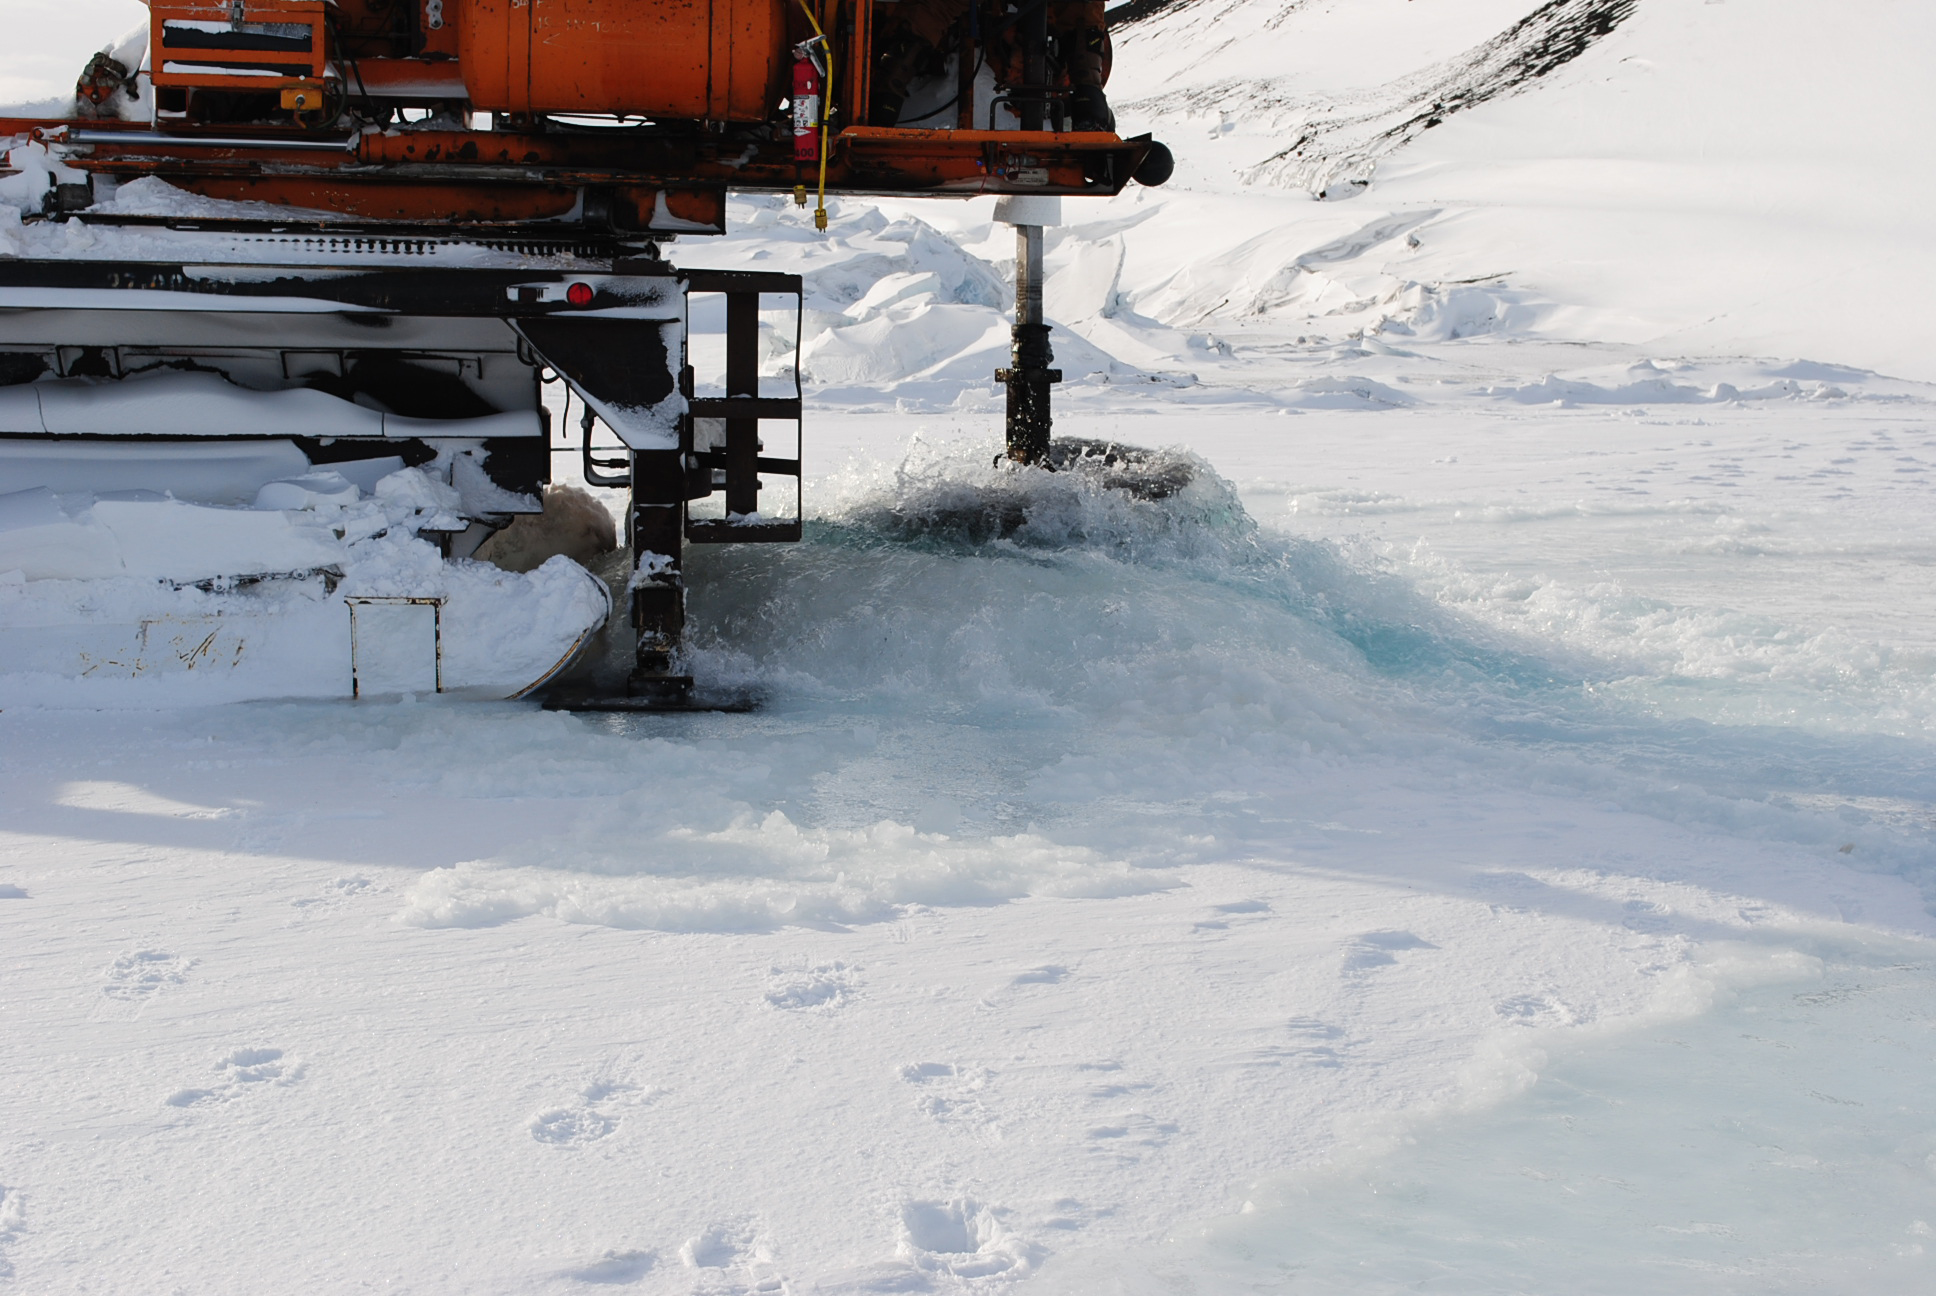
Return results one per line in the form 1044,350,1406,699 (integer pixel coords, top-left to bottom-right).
566,281,594,307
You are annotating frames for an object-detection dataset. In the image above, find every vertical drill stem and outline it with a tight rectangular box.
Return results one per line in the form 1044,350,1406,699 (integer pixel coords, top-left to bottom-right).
1005,222,1056,465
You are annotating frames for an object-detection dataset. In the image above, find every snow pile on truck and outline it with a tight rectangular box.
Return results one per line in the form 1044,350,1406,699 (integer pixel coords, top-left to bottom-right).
0,450,610,705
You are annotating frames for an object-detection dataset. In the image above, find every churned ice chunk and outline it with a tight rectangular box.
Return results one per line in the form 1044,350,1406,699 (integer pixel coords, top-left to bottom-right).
372,466,464,532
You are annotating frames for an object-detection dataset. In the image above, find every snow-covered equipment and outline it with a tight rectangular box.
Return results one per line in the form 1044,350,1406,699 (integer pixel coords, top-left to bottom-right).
0,1,1170,707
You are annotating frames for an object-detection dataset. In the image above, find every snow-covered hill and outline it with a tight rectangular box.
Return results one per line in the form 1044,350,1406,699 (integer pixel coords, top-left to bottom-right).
675,0,1936,395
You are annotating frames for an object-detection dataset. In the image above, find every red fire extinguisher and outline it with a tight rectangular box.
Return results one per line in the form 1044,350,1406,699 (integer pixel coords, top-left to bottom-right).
792,38,826,163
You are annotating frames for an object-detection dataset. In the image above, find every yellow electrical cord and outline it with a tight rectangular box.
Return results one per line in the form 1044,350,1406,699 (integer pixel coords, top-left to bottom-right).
794,0,834,231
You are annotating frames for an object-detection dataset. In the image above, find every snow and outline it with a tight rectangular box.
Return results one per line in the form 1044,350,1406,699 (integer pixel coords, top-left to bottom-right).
4,0,1936,1292
0,461,608,700
0,438,315,503
253,471,362,512
0,369,545,441
0,487,346,582
1051,939,1936,1294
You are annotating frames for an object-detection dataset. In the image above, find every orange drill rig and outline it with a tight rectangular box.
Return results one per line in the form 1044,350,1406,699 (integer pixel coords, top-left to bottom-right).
0,1,1171,707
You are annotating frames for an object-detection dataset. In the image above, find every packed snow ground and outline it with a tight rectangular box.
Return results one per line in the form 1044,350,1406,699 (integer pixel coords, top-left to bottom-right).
5,1,1936,1292
5,396,1933,1293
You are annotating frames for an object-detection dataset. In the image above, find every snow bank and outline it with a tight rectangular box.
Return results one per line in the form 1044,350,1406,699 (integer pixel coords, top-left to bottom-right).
401,817,1167,933
0,462,608,703
1484,362,1842,406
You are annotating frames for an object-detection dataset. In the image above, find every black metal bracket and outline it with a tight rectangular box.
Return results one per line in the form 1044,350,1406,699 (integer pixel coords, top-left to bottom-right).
580,400,631,488
678,269,805,545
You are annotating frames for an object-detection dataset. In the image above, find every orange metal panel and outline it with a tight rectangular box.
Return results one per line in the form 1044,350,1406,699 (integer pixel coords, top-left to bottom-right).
150,0,329,92
709,0,733,119
341,59,471,100
509,0,534,114
727,0,788,118
462,0,784,120
457,0,528,113
656,187,727,230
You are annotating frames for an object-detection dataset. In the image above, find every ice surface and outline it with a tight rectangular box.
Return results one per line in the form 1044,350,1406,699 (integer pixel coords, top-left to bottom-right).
4,397,1930,1288
1050,941,1936,1295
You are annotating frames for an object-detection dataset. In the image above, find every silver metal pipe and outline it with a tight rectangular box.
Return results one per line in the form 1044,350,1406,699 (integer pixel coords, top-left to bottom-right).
64,130,356,153
1015,223,1044,328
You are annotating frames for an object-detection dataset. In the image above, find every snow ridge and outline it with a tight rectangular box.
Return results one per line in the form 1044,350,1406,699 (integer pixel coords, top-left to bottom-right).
1126,0,1639,197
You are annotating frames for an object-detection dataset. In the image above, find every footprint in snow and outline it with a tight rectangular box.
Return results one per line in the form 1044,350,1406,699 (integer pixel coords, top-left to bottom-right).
1076,1069,1177,1170
678,1220,784,1293
900,1062,996,1129
165,1046,303,1108
900,1062,957,1083
978,963,1072,1010
103,949,195,1001
529,1080,646,1146
1071,1054,1159,1099
1341,930,1436,973
1085,1074,1155,1099
1494,993,1581,1025
898,1197,1042,1281
1040,1196,1108,1232
1083,1112,1179,1164
1197,898,1273,931
1,1184,23,1275
291,875,376,910
1271,1016,1351,1067
564,1249,655,1285
0,883,27,900
1237,1017,1352,1069
681,1224,747,1269
530,1108,617,1145
1621,899,1675,933
763,962,858,1011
